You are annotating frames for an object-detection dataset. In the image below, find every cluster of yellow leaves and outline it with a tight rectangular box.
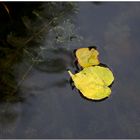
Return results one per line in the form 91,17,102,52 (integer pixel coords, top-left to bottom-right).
68,48,114,100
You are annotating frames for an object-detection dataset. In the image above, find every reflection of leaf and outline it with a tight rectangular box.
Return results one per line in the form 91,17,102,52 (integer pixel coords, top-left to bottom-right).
7,33,28,47
35,58,66,73
68,66,114,100
76,48,100,68
22,16,32,31
35,48,74,73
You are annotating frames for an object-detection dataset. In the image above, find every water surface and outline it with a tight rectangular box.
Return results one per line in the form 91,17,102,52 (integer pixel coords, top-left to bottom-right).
0,2,140,138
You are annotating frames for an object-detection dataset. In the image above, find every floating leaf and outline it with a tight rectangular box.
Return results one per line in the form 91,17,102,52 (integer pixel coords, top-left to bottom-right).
68,66,114,100
91,66,114,86
76,48,100,68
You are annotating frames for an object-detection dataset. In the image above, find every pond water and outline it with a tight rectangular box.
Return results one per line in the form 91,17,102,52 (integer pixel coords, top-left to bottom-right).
0,2,140,138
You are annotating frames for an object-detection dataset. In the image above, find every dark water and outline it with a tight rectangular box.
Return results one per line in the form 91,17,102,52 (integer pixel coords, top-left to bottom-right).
0,2,140,138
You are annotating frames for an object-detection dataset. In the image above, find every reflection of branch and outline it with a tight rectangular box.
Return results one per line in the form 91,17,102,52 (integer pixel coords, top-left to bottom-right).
11,9,71,95
23,21,53,46
22,6,71,47
1,3,11,18
11,19,53,95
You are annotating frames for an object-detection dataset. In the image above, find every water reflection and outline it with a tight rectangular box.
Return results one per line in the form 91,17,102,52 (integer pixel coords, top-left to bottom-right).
35,48,74,73
0,2,140,139
0,103,21,138
0,2,78,102
104,5,139,66
50,79,69,88
91,2,103,5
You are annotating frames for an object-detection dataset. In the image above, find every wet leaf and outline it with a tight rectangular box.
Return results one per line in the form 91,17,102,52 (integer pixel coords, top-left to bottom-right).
91,66,114,86
76,48,100,68
68,66,114,100
7,33,28,47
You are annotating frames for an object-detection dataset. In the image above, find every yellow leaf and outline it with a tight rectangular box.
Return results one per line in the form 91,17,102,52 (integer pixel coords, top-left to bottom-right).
91,66,114,86
68,66,114,100
76,48,100,68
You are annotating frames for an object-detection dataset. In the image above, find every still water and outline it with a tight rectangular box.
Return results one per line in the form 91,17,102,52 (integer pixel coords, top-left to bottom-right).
0,2,140,138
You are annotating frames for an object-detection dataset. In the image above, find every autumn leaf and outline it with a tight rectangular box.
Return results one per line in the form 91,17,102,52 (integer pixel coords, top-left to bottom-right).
90,65,114,86
76,48,100,68
68,66,114,100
